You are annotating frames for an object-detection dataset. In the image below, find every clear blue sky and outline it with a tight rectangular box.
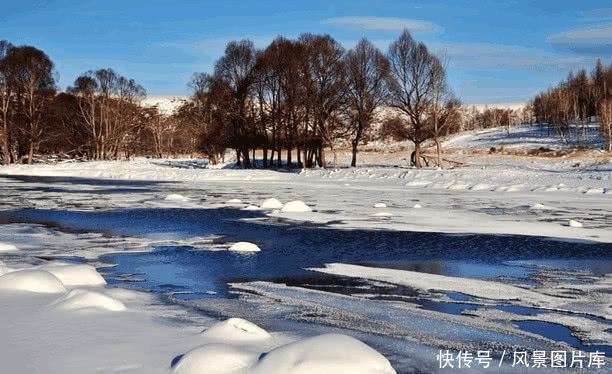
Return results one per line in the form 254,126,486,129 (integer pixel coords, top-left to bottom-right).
1,0,610,103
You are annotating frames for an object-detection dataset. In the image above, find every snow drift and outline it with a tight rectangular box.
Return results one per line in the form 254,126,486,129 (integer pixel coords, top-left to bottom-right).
281,200,312,213
0,270,66,294
39,264,107,287
261,198,283,209
229,242,261,252
50,289,126,312
173,333,396,374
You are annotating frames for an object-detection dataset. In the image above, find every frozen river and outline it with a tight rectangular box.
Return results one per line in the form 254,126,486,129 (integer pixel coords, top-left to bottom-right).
0,173,611,373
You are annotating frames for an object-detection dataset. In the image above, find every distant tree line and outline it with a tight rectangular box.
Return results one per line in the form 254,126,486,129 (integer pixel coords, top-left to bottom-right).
9,33,606,169
530,59,612,149
2,31,465,168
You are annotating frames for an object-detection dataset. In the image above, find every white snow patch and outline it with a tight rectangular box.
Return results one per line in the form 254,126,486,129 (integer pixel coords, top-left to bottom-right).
0,242,19,252
261,198,283,209
0,270,66,294
39,264,106,287
226,199,242,204
201,318,272,342
413,203,422,209
172,344,260,374
281,200,312,213
250,333,396,374
568,220,583,228
243,205,261,211
529,203,552,210
371,212,393,217
165,194,189,201
373,203,387,208
229,242,261,252
50,289,126,312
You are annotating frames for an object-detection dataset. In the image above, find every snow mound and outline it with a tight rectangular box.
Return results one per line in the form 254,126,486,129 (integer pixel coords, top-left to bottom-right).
0,242,19,252
243,205,260,211
373,203,387,208
201,318,272,342
281,200,312,213
165,194,189,201
413,203,422,209
261,198,283,209
226,199,242,204
51,289,126,312
371,212,392,217
172,343,259,374
568,220,583,228
0,270,66,294
229,242,261,252
250,333,396,374
39,264,106,287
529,203,548,210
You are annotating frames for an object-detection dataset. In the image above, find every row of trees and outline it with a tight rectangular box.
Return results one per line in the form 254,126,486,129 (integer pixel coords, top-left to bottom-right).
531,60,612,148
0,41,164,164
179,30,460,168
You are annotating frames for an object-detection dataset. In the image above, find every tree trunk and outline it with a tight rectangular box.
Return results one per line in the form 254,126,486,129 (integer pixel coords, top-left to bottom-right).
27,141,34,165
351,141,358,167
319,147,326,168
414,142,422,168
287,147,292,168
2,121,8,166
242,149,251,169
263,148,268,168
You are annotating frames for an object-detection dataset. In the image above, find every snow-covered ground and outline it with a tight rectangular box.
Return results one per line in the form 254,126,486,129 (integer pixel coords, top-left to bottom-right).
0,125,610,373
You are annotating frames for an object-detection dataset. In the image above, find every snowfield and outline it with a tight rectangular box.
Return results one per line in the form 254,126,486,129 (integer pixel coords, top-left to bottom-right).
0,124,610,373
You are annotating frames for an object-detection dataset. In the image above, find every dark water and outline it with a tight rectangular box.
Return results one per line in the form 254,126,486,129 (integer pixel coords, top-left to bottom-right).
3,206,611,299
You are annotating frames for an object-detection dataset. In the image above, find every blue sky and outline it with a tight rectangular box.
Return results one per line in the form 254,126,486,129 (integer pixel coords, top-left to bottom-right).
1,0,610,103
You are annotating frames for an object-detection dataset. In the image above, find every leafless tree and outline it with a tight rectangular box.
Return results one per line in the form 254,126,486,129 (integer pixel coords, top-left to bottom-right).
69,68,144,159
0,45,56,164
345,38,390,167
214,40,257,168
300,33,348,168
0,40,14,164
387,30,443,168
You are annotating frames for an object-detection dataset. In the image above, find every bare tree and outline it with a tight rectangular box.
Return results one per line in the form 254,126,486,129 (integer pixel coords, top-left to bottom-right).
387,30,443,168
0,46,56,164
69,68,144,159
0,40,14,164
300,33,348,168
214,40,257,168
345,38,390,167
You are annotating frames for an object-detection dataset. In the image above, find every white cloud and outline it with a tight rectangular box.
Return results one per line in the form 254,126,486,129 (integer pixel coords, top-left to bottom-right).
547,23,612,55
430,42,594,71
322,16,442,34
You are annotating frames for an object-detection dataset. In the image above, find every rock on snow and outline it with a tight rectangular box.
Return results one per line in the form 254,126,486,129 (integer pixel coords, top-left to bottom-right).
281,200,312,212
0,270,66,294
229,242,261,252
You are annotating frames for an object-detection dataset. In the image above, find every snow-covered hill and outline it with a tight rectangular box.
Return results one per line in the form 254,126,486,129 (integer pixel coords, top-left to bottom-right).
141,95,189,115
